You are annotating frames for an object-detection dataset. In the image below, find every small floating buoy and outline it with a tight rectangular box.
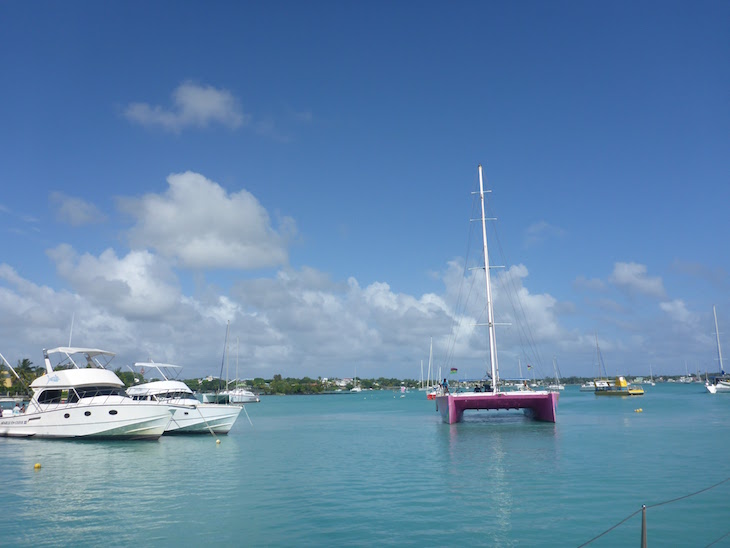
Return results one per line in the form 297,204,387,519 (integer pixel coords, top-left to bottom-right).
34,463,41,470
634,408,643,413
216,439,221,444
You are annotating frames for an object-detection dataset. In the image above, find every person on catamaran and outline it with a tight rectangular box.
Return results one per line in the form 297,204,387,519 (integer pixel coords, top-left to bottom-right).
443,378,449,393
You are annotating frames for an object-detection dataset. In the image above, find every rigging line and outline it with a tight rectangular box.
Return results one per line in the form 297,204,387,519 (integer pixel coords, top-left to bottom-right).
705,529,730,547
442,185,481,371
645,476,730,509
485,198,546,375
242,404,254,427
576,507,643,547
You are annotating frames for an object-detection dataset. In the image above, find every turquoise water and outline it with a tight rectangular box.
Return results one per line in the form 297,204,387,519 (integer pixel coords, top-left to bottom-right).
1,384,729,547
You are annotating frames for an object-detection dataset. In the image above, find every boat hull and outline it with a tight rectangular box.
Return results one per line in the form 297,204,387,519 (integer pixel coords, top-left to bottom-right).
435,391,559,424
0,399,171,440
706,380,730,394
594,389,644,396
165,403,242,435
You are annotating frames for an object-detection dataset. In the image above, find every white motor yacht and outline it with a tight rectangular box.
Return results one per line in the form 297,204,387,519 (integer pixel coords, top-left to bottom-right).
0,348,172,440
127,362,243,434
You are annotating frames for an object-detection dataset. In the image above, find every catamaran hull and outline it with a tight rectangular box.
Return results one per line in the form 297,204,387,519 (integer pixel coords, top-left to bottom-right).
435,391,559,424
0,401,171,440
164,403,243,435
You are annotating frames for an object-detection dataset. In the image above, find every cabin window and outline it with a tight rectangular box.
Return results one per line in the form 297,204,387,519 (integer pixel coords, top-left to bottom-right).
38,389,63,404
84,411,91,416
109,410,118,415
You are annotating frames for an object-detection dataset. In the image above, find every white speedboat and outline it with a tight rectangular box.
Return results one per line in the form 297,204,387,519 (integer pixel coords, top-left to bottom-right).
127,363,243,434
0,348,172,440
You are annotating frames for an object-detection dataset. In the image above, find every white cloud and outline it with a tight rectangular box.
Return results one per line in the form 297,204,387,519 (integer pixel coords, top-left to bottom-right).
124,82,247,133
493,264,561,342
120,171,294,270
573,276,606,292
659,299,698,325
47,244,181,319
49,192,106,226
524,221,566,247
609,262,666,298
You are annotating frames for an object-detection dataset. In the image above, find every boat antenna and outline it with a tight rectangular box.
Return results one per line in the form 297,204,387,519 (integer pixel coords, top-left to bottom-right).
478,164,499,392
218,320,230,392
68,311,75,347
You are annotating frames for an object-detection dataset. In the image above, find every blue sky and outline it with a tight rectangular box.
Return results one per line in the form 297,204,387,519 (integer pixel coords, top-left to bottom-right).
0,1,728,381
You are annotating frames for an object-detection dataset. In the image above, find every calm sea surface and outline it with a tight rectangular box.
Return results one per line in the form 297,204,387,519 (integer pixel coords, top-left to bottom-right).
1,384,729,547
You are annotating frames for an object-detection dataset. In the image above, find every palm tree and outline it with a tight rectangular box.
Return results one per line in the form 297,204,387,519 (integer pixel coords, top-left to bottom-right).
12,358,43,396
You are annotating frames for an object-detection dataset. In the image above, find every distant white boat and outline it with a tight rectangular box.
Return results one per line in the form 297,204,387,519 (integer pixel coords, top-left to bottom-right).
547,357,564,391
221,337,260,403
350,369,362,393
644,365,656,386
706,306,729,394
224,387,260,404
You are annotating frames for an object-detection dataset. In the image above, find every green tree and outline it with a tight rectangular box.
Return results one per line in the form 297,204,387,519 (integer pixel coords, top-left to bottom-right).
12,358,43,396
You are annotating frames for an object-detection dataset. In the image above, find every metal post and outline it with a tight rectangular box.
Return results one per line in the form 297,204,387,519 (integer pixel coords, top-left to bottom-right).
640,505,647,548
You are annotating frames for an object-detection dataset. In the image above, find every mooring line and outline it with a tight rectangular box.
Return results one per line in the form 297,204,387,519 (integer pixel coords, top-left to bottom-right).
578,476,730,547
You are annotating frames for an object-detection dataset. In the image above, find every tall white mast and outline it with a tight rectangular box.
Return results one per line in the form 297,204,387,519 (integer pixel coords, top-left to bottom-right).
714,305,725,374
427,337,433,389
478,164,499,392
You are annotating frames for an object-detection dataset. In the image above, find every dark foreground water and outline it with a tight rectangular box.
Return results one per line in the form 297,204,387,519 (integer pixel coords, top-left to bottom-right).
1,384,729,547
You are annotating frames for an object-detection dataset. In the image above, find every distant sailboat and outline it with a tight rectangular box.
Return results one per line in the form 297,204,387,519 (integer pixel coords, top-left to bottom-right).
706,306,729,394
425,338,439,400
350,369,362,393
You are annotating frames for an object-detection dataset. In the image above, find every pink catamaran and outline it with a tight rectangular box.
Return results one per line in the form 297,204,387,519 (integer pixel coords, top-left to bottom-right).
435,165,559,424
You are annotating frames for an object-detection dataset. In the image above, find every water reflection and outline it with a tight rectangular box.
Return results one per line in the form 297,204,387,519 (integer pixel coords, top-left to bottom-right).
431,412,560,543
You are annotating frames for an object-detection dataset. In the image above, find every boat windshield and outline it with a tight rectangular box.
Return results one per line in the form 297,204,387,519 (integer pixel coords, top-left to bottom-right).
36,386,127,403
155,391,196,401
130,390,195,402
75,386,128,399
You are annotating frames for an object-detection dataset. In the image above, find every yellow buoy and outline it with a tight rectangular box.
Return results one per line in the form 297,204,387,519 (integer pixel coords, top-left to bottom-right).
34,463,41,470
634,408,643,413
